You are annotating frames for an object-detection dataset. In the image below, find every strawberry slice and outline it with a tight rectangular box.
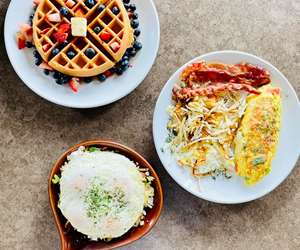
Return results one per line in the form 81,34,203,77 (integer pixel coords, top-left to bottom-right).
53,32,68,43
46,13,61,23
100,31,112,42
68,78,79,92
75,8,85,17
128,11,133,19
104,70,113,78
38,62,54,71
110,41,120,52
42,43,51,52
20,23,33,42
65,0,76,8
16,32,26,49
41,28,51,35
58,23,71,33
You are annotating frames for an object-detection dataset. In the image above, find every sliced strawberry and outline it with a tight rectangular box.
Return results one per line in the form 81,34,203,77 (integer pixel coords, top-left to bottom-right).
65,0,76,8
33,0,41,6
100,31,112,42
20,23,33,41
42,43,51,52
16,32,26,49
75,8,85,17
53,32,68,43
58,23,71,33
41,28,51,35
128,11,133,19
38,61,54,71
68,78,79,92
104,70,113,78
46,13,61,23
110,41,120,52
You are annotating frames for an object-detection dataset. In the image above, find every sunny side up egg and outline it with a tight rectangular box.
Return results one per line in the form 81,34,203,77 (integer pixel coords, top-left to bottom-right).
58,148,146,240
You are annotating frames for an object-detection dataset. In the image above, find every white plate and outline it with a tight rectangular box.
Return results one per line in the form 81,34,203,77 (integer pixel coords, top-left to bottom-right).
4,0,160,108
153,50,300,204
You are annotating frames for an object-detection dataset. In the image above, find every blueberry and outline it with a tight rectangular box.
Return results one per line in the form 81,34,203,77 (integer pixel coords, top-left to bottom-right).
35,58,42,66
122,55,129,61
128,3,136,11
51,48,60,57
85,0,95,8
93,26,101,34
33,50,41,58
132,12,138,19
44,69,50,75
26,42,34,48
114,67,123,75
97,74,106,82
127,47,136,57
123,0,130,4
59,41,69,49
61,75,70,84
134,28,141,37
123,3,130,10
84,77,93,83
85,48,96,59
121,60,129,67
60,7,69,16
67,50,76,59
98,4,105,12
131,19,139,29
53,71,62,79
133,41,142,50
112,6,119,15
56,78,63,85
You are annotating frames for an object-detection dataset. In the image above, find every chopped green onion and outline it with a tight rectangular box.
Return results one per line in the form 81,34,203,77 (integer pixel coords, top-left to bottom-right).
52,174,60,184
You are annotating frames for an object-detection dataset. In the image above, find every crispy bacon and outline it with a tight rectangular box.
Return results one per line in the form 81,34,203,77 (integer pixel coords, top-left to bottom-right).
173,83,261,101
181,61,271,87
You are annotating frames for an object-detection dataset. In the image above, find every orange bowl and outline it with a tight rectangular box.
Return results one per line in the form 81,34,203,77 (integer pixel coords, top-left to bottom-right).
48,140,163,250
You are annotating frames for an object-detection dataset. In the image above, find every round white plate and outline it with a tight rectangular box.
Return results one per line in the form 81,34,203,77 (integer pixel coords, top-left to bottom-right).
153,50,300,204
4,0,160,108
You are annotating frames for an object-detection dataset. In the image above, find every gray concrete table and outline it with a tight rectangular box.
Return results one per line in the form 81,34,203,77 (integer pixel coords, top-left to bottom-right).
0,0,299,249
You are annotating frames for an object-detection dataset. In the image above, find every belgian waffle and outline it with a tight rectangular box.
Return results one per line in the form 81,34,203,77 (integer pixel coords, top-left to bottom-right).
32,0,134,77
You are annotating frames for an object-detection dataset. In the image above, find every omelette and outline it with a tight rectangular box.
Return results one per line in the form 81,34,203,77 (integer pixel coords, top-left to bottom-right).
234,86,282,185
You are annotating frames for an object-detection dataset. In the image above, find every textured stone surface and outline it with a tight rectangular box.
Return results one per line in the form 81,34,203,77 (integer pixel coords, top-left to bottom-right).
0,0,300,249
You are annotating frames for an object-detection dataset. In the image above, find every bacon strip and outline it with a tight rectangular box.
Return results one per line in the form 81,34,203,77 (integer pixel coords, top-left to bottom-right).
173,83,261,101
181,62,271,87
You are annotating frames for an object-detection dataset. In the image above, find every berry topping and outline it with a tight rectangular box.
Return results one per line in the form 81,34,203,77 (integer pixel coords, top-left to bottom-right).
68,78,79,92
41,28,51,35
26,42,34,48
123,0,130,4
65,0,76,8
85,48,96,59
112,7,119,15
127,47,136,57
123,4,130,10
16,32,26,50
100,31,112,42
60,7,69,17
20,23,33,42
131,19,139,28
51,48,60,57
84,77,93,83
97,74,106,82
98,4,106,12
53,32,68,43
67,50,76,59
110,41,120,52
42,43,51,52
134,28,141,37
33,0,41,6
46,13,62,23
85,0,95,8
58,23,71,33
128,3,136,11
133,41,142,50
39,62,54,71
132,12,138,19
93,26,102,34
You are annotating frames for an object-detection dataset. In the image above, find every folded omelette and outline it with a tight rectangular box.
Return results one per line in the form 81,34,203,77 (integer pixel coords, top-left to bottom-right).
234,86,282,185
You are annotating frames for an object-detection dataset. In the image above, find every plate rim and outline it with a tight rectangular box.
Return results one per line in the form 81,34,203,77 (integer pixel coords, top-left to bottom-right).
153,50,300,204
4,0,160,108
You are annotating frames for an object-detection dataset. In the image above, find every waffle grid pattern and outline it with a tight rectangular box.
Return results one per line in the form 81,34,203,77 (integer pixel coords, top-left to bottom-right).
33,0,133,77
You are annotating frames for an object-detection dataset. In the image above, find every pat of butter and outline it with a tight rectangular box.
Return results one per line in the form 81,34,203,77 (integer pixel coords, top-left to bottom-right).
71,17,87,37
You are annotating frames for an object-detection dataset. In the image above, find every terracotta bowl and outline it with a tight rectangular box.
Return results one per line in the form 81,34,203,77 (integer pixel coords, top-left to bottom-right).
48,140,164,250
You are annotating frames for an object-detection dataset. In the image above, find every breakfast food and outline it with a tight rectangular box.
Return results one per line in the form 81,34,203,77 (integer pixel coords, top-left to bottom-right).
166,61,281,184
52,146,154,240
234,86,281,185
17,0,142,92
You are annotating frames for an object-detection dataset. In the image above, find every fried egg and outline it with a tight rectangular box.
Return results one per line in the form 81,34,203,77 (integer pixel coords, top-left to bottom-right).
58,147,145,240
234,86,282,185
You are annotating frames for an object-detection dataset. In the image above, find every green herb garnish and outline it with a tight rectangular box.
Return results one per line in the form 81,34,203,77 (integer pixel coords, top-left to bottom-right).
52,174,60,184
88,147,99,152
